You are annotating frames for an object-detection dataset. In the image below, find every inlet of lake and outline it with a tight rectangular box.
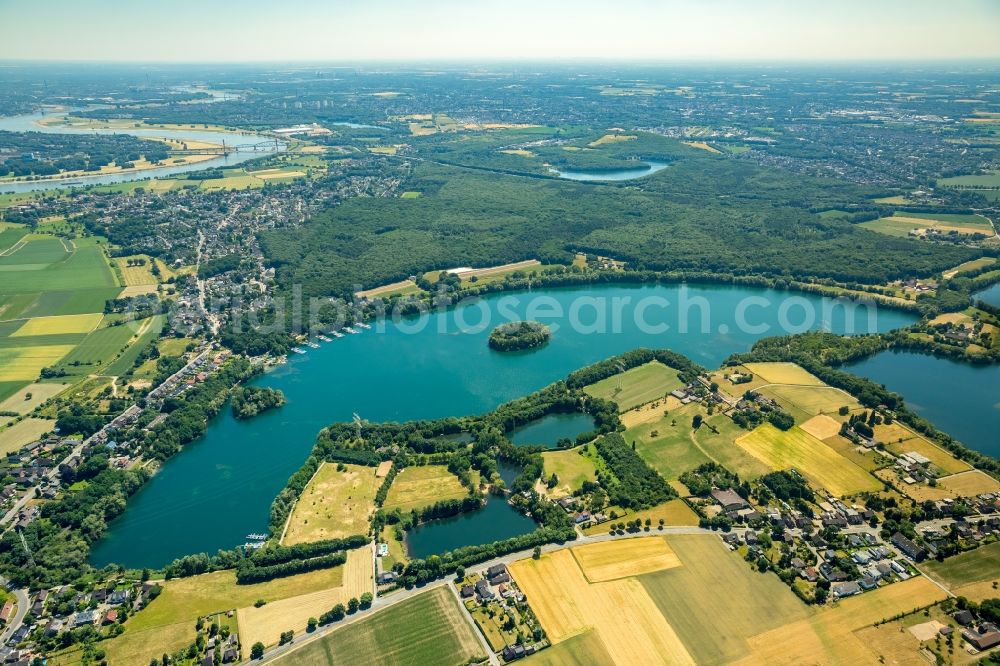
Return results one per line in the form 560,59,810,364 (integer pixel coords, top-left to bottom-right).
976,282,1000,308
508,412,597,448
845,350,1000,459
90,282,917,568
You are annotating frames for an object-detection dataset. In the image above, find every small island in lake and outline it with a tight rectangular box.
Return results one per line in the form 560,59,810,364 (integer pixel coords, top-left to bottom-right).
488,320,551,352
231,386,286,419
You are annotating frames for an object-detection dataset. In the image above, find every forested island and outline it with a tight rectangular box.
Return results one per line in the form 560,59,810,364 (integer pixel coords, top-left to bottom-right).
488,321,551,351
231,386,286,419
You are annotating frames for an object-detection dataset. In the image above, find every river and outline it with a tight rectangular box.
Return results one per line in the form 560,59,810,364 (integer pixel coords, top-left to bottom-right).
0,109,284,193
844,350,1000,459
90,282,916,568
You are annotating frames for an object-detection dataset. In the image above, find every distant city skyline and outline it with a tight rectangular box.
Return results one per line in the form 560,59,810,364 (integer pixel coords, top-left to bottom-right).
1,0,999,63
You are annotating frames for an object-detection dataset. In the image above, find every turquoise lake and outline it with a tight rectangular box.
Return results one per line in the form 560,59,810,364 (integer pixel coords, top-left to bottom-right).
845,350,1000,459
90,282,917,568
508,412,597,448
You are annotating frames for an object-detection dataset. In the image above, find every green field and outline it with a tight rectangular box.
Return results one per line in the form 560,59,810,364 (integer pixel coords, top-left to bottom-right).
691,414,771,479
274,587,484,666
0,237,118,294
49,319,147,376
542,447,599,496
0,226,27,252
103,316,165,377
627,403,711,481
583,361,683,412
938,171,1000,188
922,542,1000,588
0,288,122,320
639,535,811,665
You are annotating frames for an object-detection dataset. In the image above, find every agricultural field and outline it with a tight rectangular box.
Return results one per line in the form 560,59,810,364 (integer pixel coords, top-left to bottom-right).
881,430,971,476
237,546,373,648
282,463,380,545
0,382,66,416
583,360,683,411
0,236,118,293
922,541,1000,589
571,537,681,582
540,447,598,497
741,362,824,386
511,546,695,665
105,554,359,665
0,417,54,455
639,535,811,665
383,465,470,514
115,255,159,286
937,469,1000,496
741,577,947,665
10,312,102,337
273,586,483,666
938,170,1000,188
523,628,613,665
942,256,997,278
102,315,165,377
735,423,881,496
757,384,858,420
627,403,711,481
799,414,843,440
582,499,699,535
860,214,994,238
691,413,772,479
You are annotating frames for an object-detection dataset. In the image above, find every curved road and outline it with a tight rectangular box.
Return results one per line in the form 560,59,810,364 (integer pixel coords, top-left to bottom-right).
0,579,28,646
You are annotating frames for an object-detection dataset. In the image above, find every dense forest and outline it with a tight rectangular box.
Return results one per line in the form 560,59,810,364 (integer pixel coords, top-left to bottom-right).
260,155,977,299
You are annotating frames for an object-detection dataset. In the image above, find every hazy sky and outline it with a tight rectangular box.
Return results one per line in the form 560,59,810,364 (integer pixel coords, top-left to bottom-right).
2,0,999,62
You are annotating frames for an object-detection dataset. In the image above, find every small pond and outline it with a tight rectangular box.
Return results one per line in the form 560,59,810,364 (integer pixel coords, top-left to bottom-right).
507,412,597,449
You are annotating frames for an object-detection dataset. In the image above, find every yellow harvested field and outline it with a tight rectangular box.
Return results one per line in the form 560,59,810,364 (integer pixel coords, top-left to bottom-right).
510,548,695,665
938,470,1000,496
103,621,195,666
0,382,66,415
0,418,53,455
282,463,379,545
116,257,158,286
929,312,974,327
0,345,76,381
354,279,419,299
500,149,534,157
238,546,372,648
375,460,393,478
571,537,680,582
682,140,722,154
619,396,682,428
11,313,102,337
118,284,158,297
742,362,824,386
384,464,470,513
799,415,843,440
583,499,699,535
254,169,306,179
737,577,946,666
942,257,997,279
761,384,857,416
735,424,881,496
953,580,1000,603
588,134,637,146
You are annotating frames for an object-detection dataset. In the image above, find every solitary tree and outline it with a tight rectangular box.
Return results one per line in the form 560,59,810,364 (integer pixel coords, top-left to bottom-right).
250,642,265,659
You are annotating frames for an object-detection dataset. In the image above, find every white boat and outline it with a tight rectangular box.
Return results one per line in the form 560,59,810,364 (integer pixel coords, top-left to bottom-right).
357,322,371,329
291,347,307,354
344,327,358,334
331,330,344,338
307,341,320,348
318,335,332,342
